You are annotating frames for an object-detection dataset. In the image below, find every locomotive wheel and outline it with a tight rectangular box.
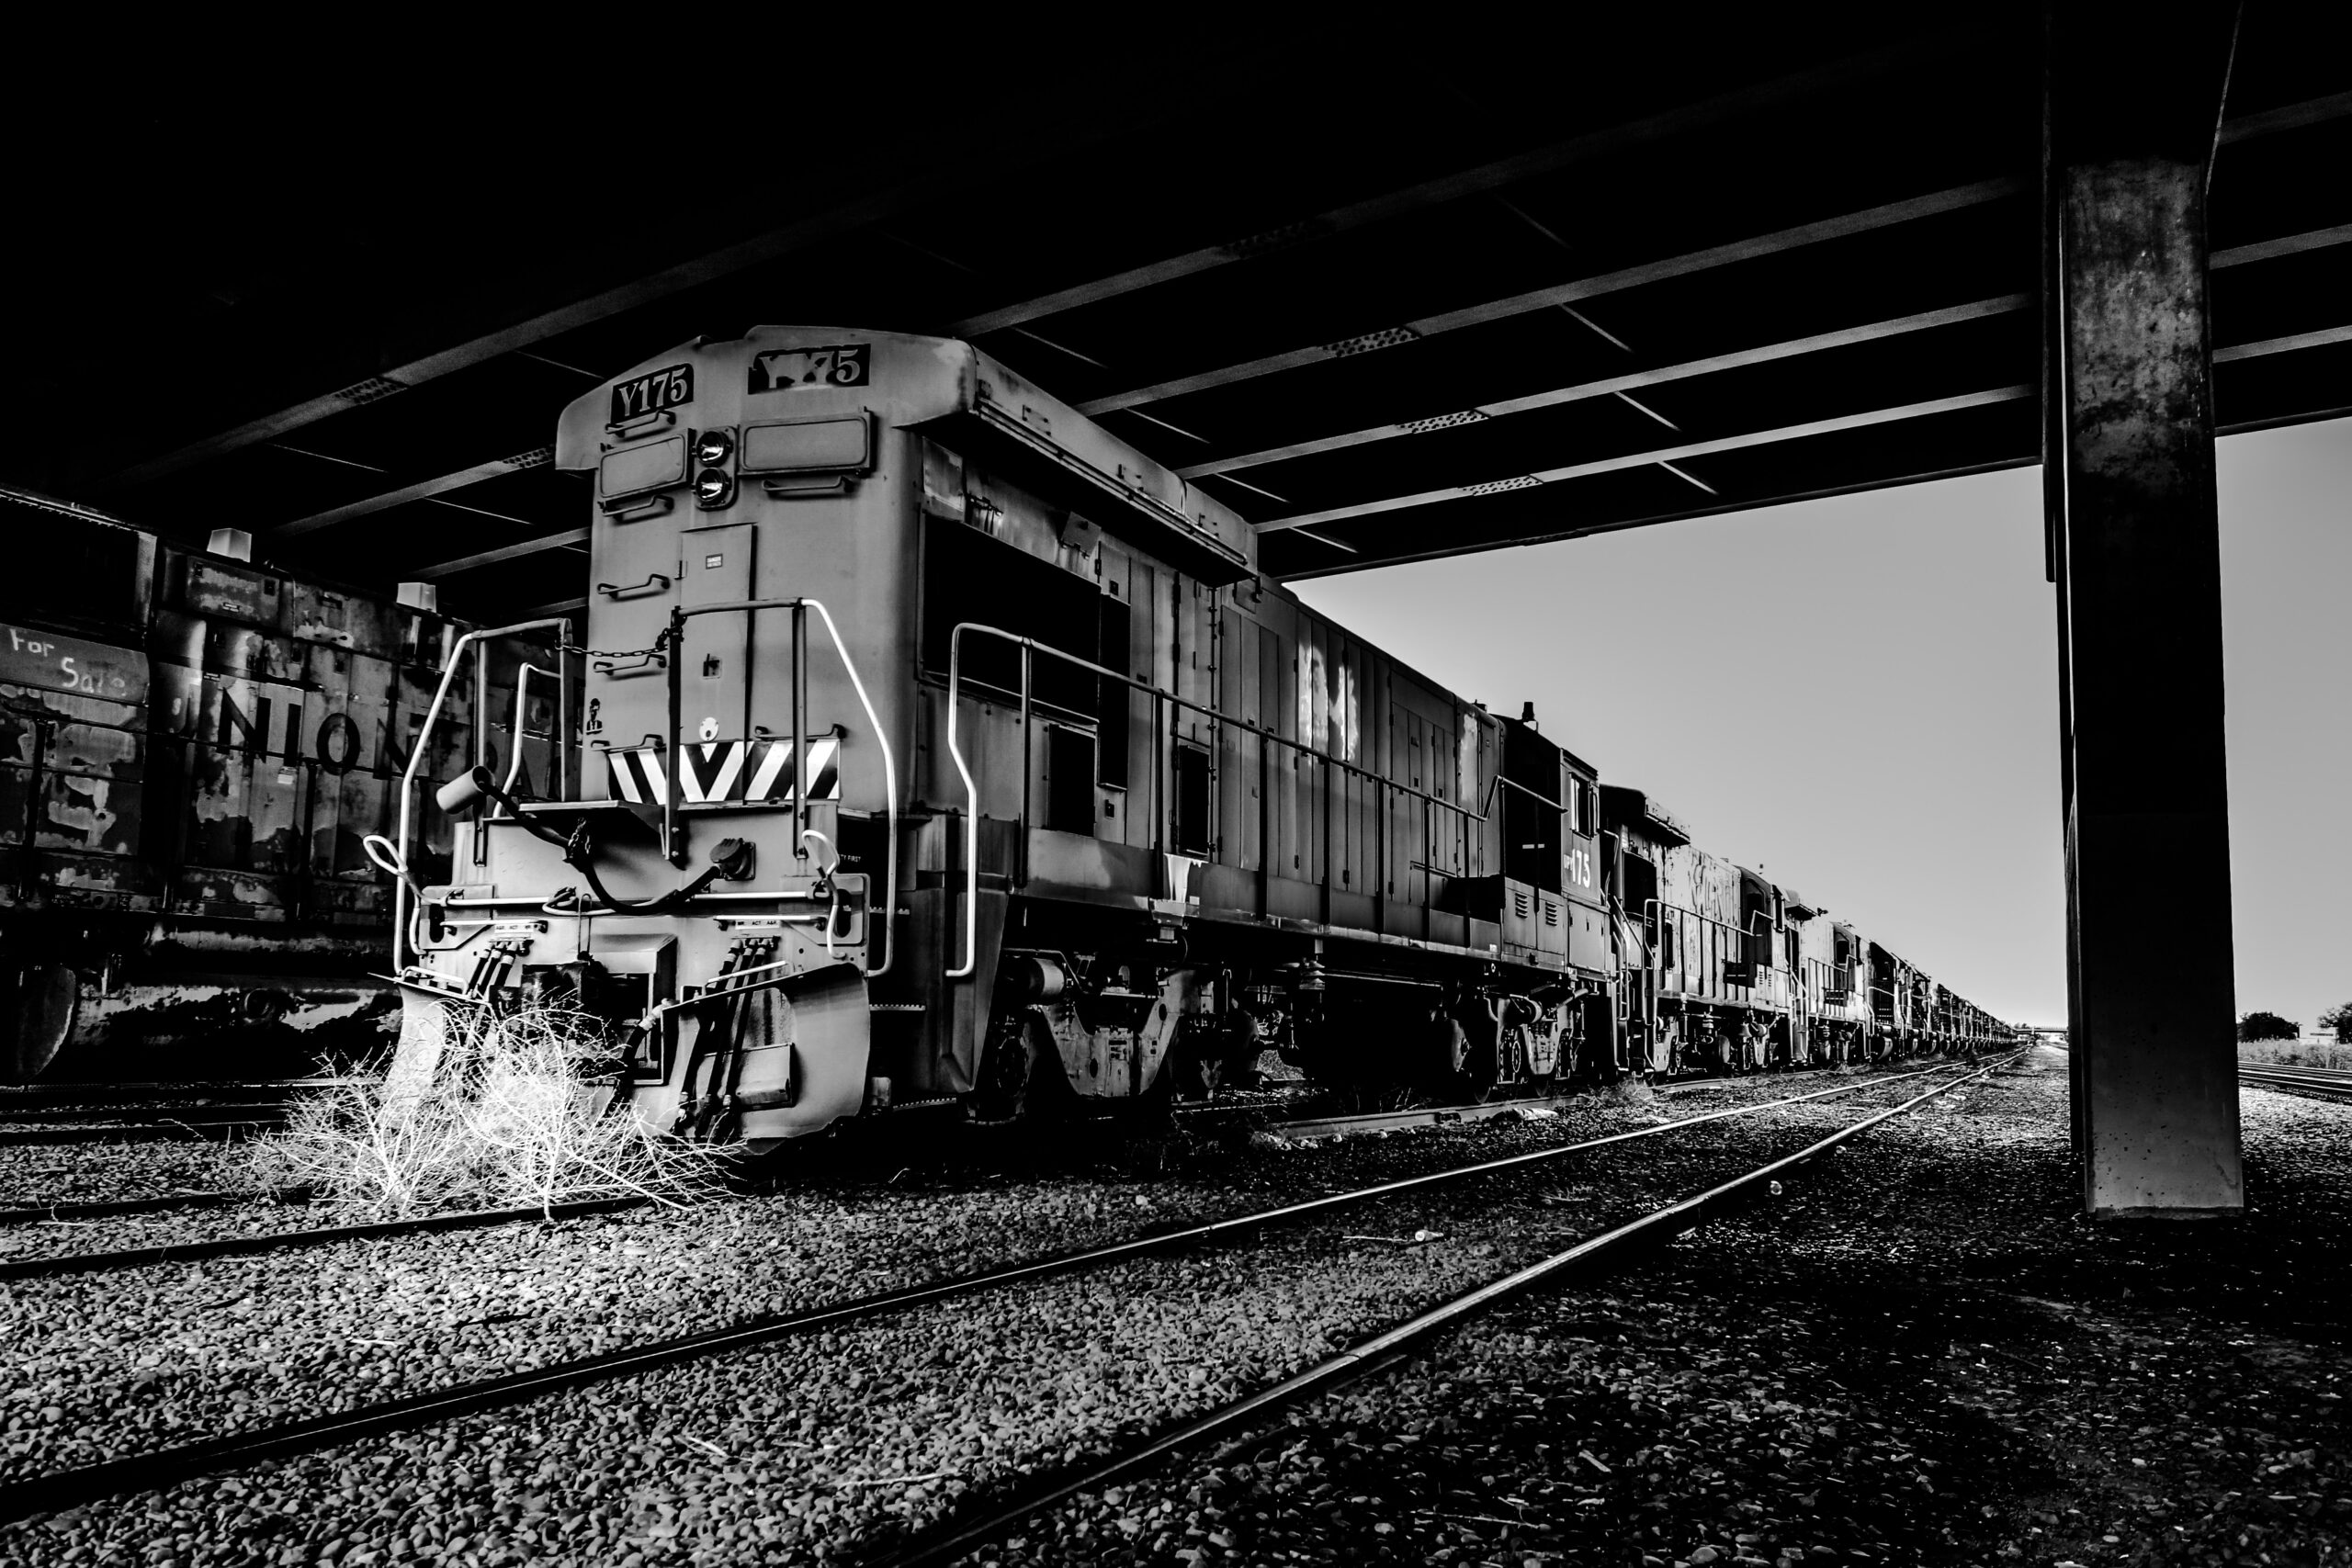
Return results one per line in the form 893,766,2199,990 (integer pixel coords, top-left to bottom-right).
3,963,79,1083
967,1011,1070,1125
1497,1023,1547,1100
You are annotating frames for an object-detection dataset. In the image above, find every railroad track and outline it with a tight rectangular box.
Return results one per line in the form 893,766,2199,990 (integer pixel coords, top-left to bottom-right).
0,1077,371,1110
0,1194,651,1282
872,1048,2024,1568
1188,1053,1977,1141
0,1101,302,1125
2237,1063,2352,1100
0,1057,1993,1525
0,1117,288,1146
0,1063,1964,1278
0,1078,384,1144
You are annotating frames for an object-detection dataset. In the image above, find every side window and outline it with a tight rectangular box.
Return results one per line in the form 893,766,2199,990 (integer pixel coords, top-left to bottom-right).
1171,742,1210,855
1045,727,1096,834
920,516,1094,711
1097,592,1131,788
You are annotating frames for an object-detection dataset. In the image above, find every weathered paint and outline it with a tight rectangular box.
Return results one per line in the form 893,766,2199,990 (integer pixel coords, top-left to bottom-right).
2,498,549,1077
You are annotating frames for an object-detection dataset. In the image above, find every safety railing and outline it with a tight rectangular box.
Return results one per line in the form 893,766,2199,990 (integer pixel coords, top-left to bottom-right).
389,618,573,969
1803,956,1866,1005
1636,896,1793,1052
472,659,568,867
943,623,1498,980
662,597,898,980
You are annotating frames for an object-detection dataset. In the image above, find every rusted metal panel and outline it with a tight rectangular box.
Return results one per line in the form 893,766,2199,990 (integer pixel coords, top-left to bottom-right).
30,718,146,780
287,580,398,658
173,556,288,631
173,863,295,920
24,846,164,908
201,620,308,683
313,766,393,882
0,622,148,705
33,768,145,855
308,876,390,923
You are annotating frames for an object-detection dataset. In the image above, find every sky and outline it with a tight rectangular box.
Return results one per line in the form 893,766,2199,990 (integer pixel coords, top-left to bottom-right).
1293,417,2351,1032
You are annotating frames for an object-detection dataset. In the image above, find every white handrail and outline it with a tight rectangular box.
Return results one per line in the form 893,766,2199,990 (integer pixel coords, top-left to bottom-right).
391,618,572,970
944,625,985,978
802,598,898,980
502,662,560,797
942,619,1497,981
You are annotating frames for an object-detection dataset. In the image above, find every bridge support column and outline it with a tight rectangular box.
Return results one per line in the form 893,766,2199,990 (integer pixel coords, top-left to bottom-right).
2045,3,2244,1218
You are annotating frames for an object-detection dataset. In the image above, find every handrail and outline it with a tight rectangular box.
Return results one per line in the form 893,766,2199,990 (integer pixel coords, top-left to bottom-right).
1638,896,1792,1002
943,622,1497,980
502,662,563,799
1481,772,1566,816
665,596,898,980
392,617,573,970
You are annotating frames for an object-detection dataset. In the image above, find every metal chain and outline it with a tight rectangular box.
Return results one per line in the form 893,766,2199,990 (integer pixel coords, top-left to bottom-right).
559,626,673,661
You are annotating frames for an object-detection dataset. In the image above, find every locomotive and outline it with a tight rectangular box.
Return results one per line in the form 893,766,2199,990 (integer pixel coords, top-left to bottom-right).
384,326,2009,1147
0,486,555,1080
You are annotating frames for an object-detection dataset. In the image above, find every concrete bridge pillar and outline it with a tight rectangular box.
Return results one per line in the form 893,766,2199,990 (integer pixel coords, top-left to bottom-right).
2045,2,2245,1218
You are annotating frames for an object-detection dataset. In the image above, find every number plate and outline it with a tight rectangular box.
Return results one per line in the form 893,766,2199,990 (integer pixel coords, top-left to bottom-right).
609,363,695,424
748,344,870,393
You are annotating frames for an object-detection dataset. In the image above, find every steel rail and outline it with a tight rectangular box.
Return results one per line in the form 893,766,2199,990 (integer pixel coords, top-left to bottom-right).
866,1048,2027,1568
0,1077,376,1100
0,1101,299,1125
0,1191,258,1228
0,1060,1977,1524
0,1196,651,1284
0,1121,286,1148
2237,1067,2352,1100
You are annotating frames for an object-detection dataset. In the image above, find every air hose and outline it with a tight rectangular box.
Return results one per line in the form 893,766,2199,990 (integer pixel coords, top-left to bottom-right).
436,766,752,916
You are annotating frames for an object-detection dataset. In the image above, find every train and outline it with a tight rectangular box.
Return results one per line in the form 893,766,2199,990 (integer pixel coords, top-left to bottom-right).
0,485,559,1081
380,326,2015,1147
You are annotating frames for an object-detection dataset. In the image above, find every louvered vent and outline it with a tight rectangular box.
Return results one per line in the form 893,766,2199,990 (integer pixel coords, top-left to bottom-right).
503,446,557,470
1459,475,1542,498
1323,326,1421,357
334,377,408,407
1397,409,1488,435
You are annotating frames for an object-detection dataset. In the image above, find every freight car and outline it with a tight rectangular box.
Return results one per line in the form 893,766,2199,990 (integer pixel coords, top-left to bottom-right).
384,327,2008,1145
0,487,558,1081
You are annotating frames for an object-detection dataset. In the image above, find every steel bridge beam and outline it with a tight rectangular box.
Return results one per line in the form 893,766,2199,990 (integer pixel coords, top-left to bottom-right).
2047,0,2245,1219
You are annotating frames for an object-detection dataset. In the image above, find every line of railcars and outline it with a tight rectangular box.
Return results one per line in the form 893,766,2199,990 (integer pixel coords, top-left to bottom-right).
375,326,2013,1146
0,486,557,1081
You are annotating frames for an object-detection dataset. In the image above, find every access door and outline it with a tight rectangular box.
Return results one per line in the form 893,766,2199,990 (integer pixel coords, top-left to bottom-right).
679,523,757,743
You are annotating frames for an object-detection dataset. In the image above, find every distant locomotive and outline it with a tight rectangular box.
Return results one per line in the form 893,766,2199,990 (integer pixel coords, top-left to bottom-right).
384,327,2010,1147
0,487,557,1081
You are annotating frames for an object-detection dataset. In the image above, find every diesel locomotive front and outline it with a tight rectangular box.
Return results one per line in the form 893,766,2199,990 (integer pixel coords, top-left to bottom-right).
387,327,1634,1145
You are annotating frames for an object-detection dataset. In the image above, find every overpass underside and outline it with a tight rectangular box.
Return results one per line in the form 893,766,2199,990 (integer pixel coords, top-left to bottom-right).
11,6,2341,1215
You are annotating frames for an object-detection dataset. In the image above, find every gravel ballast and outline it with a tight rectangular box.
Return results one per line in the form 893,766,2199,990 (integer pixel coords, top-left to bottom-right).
967,1053,2352,1568
0,1067,1983,1564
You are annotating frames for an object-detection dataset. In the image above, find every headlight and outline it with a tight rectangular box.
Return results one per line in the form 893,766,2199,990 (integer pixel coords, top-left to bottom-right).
693,428,736,468
695,468,737,509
